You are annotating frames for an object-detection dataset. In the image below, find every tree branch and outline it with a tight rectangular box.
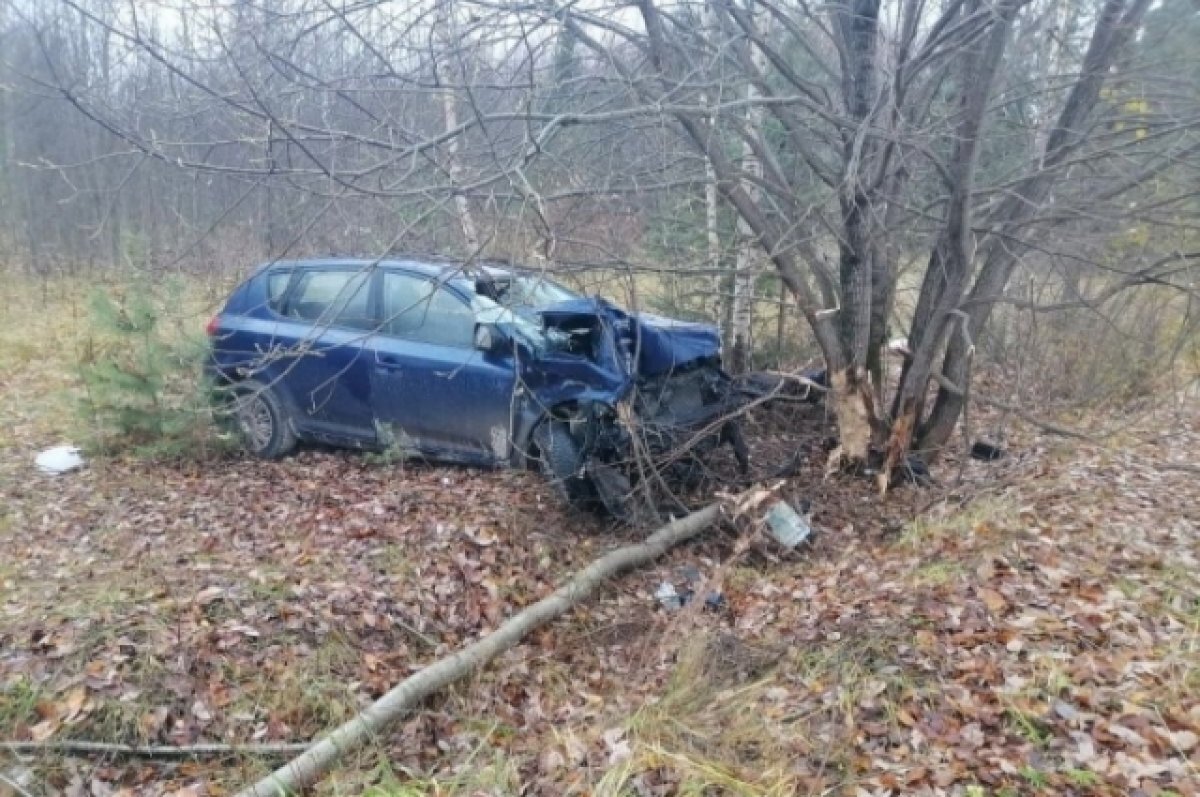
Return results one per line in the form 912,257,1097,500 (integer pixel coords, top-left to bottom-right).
234,503,725,797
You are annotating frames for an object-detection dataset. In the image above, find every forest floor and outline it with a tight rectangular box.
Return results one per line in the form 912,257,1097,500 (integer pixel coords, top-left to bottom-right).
1,275,1198,797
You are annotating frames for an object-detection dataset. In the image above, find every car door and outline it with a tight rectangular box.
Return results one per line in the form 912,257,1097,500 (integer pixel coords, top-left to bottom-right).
273,266,377,442
369,270,516,463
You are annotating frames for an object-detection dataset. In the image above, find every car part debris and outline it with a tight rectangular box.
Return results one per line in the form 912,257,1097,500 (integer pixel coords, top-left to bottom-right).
654,579,725,612
970,440,1006,461
35,445,84,475
895,454,934,486
765,500,813,548
655,581,682,611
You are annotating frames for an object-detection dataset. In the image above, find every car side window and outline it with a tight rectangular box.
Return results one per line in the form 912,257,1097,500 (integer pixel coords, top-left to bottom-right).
266,270,292,312
285,269,373,330
381,272,475,348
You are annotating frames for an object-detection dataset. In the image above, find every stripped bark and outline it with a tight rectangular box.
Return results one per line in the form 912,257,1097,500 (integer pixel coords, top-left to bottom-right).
826,367,877,474
234,504,723,797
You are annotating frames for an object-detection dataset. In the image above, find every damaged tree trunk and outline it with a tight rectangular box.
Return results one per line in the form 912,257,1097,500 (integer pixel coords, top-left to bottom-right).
825,0,886,467
233,504,723,797
826,366,878,473
878,0,1021,491
917,0,1155,456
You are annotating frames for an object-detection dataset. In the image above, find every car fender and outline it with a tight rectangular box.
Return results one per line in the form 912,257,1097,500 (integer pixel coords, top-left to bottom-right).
510,384,626,468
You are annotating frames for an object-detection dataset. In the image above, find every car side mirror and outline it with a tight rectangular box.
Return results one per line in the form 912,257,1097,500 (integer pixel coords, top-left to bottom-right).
473,322,508,354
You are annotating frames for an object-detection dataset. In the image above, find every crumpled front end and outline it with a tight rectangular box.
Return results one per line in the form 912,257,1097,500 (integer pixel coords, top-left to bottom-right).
520,298,747,518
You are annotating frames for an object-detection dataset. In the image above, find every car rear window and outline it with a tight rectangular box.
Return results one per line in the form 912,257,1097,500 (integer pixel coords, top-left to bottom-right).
285,269,373,330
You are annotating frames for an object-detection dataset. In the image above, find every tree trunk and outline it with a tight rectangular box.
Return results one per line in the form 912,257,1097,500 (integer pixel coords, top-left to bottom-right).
880,0,1020,486
728,3,767,374
701,0,722,325
437,4,480,253
822,0,886,464
441,81,480,252
917,0,1155,456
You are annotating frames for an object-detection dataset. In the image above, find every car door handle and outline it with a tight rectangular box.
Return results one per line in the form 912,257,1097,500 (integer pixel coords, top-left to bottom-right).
375,354,405,371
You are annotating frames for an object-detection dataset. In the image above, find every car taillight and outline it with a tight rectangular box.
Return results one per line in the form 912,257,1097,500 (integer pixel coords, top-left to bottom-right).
205,315,220,337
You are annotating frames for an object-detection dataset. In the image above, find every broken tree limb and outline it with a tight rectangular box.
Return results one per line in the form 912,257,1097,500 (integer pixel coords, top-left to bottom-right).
1,740,310,758
234,503,724,797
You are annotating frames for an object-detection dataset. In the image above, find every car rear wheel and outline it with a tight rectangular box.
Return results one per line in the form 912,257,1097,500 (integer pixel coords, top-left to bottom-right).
231,380,297,459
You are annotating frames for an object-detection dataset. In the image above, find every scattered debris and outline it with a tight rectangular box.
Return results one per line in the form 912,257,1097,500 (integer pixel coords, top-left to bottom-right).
34,445,84,475
764,500,813,548
894,454,934,486
970,440,1006,461
655,581,683,612
654,567,727,612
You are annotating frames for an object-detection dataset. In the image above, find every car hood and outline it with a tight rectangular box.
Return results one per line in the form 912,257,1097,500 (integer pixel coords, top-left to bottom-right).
537,297,721,377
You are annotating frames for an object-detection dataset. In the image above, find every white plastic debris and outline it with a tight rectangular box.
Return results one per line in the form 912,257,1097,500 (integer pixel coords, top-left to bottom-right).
35,445,84,475
655,581,682,612
765,500,812,548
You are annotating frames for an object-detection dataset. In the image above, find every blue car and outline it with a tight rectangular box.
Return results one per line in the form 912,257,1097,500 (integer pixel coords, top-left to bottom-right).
206,257,747,517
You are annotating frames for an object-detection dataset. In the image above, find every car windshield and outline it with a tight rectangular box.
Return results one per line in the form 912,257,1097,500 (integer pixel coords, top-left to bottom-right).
478,273,578,309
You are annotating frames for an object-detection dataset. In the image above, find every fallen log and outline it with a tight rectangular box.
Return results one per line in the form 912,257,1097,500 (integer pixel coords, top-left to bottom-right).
235,503,723,797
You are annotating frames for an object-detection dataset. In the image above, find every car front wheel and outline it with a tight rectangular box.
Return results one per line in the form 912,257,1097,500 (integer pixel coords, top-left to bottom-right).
534,420,638,521
231,380,297,459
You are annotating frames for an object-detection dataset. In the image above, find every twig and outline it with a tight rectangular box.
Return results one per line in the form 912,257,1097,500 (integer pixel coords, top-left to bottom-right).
0,771,37,797
973,396,1096,440
1,740,310,758
1157,462,1200,475
932,375,1096,441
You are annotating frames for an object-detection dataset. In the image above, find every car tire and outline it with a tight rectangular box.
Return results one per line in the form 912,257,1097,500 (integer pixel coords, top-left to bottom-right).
231,380,297,459
533,420,599,509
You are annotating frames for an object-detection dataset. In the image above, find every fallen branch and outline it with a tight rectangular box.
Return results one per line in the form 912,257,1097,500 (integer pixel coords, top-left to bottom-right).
235,503,724,797
0,771,37,797
1,740,309,758
932,375,1095,441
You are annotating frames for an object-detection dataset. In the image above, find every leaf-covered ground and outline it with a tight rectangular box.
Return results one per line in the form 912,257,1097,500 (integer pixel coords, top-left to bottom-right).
2,280,1198,796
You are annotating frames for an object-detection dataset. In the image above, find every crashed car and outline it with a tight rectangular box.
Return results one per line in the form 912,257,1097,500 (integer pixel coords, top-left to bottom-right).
205,257,747,517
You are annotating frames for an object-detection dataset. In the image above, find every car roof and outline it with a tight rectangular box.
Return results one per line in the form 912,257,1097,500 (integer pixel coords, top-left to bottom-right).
258,257,476,279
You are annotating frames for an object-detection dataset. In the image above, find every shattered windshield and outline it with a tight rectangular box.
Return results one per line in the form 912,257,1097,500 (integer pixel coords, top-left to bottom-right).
477,274,578,310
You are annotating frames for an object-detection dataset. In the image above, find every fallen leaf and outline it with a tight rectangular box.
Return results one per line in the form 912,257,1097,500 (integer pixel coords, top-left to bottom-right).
978,588,1007,613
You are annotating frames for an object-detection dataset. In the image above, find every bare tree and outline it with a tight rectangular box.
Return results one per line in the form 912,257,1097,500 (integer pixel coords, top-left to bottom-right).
2,0,1196,483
